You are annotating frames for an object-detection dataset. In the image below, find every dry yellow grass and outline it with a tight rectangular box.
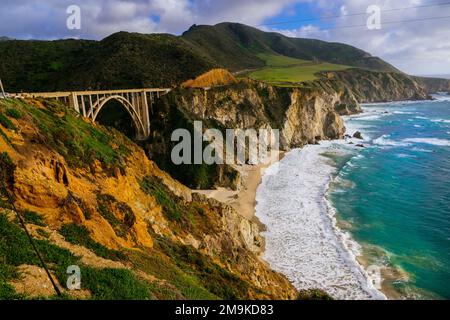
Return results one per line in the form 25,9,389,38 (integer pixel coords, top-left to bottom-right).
182,68,238,88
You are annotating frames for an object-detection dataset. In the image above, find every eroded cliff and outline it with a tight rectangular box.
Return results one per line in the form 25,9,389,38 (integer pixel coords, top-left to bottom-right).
147,79,354,189
147,69,428,189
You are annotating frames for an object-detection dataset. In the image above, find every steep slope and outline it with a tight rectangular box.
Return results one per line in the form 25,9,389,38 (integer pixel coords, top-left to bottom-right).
146,70,429,190
415,76,450,93
310,69,430,103
0,98,299,300
181,68,238,88
0,39,94,92
182,23,399,72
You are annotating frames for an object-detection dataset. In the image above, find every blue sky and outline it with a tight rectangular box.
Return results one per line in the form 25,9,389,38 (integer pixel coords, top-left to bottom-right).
262,2,334,30
1,0,449,75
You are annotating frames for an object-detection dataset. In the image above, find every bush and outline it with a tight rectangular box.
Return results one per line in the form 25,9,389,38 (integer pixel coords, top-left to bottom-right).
297,289,334,300
60,224,127,261
96,194,136,238
154,236,251,299
82,268,150,300
139,176,182,222
21,210,46,227
0,114,16,130
6,108,21,119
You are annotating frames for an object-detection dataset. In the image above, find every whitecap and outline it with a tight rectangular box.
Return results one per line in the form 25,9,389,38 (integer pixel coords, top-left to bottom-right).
403,138,450,147
431,94,450,101
396,153,415,159
373,135,410,147
431,119,450,124
393,111,415,115
411,147,433,153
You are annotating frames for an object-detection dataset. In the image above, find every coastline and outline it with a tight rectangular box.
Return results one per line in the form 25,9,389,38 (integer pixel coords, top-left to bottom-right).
255,143,386,300
196,98,444,300
197,141,387,299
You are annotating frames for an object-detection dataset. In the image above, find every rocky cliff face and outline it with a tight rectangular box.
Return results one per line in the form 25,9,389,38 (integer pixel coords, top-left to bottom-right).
152,80,352,151
148,69,429,189
149,69,428,188
313,69,430,103
152,69,428,150
147,80,354,189
0,98,297,300
415,76,450,93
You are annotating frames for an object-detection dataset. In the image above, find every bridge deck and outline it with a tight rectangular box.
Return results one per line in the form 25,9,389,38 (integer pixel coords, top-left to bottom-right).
12,88,171,98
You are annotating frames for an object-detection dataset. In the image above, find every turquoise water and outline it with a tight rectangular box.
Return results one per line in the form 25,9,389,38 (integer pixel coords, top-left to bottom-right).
329,96,450,299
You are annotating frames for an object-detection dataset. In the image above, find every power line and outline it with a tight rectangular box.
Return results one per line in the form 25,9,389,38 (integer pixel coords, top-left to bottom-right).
309,14,450,32
259,1,450,26
0,171,62,297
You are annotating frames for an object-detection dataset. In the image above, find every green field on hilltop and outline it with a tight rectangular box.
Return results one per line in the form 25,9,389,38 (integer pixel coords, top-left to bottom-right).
257,53,310,67
248,54,351,84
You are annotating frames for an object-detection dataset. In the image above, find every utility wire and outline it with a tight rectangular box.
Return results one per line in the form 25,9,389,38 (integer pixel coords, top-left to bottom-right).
0,177,62,297
259,1,450,26
306,14,450,32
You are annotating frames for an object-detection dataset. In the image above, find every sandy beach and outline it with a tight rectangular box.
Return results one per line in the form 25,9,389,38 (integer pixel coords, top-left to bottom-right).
195,151,283,224
195,141,390,300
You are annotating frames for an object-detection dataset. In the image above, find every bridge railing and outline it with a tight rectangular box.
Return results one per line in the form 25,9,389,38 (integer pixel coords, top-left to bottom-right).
11,88,172,99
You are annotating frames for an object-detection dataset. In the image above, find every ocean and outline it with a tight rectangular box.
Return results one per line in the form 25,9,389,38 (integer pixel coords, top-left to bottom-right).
256,94,450,300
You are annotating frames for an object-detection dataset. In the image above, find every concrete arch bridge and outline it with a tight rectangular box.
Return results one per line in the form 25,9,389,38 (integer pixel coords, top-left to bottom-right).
15,88,171,140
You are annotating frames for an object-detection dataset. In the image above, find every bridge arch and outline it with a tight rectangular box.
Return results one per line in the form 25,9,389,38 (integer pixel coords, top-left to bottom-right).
91,95,146,138
16,88,172,140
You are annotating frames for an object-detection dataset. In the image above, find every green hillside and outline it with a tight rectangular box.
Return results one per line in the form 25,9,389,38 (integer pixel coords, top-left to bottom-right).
0,22,400,92
0,33,216,92
246,53,351,84
182,23,399,73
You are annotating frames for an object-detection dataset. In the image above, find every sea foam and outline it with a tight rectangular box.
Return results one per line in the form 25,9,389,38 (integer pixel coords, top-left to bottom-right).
256,143,386,300
404,138,450,147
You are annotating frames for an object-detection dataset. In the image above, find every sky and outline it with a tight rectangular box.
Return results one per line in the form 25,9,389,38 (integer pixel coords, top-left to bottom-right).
1,0,450,75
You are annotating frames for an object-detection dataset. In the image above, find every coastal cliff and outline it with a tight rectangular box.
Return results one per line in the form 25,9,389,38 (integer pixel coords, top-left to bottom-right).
147,80,351,189
0,68,432,300
415,76,450,93
147,69,429,189
312,69,430,103
0,98,297,299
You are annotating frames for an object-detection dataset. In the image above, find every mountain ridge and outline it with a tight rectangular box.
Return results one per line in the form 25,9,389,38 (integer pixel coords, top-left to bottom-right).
182,22,399,73
0,22,404,92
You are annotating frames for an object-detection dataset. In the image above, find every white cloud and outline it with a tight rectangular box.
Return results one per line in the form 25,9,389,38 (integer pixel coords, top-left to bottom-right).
270,0,450,74
0,0,303,38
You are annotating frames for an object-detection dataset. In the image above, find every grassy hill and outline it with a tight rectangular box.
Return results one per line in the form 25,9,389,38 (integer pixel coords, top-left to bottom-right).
0,32,216,92
0,23,402,92
246,53,351,84
182,23,399,73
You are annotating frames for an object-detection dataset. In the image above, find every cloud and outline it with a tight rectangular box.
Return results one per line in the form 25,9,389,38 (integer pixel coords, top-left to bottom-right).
269,0,450,75
0,0,302,38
